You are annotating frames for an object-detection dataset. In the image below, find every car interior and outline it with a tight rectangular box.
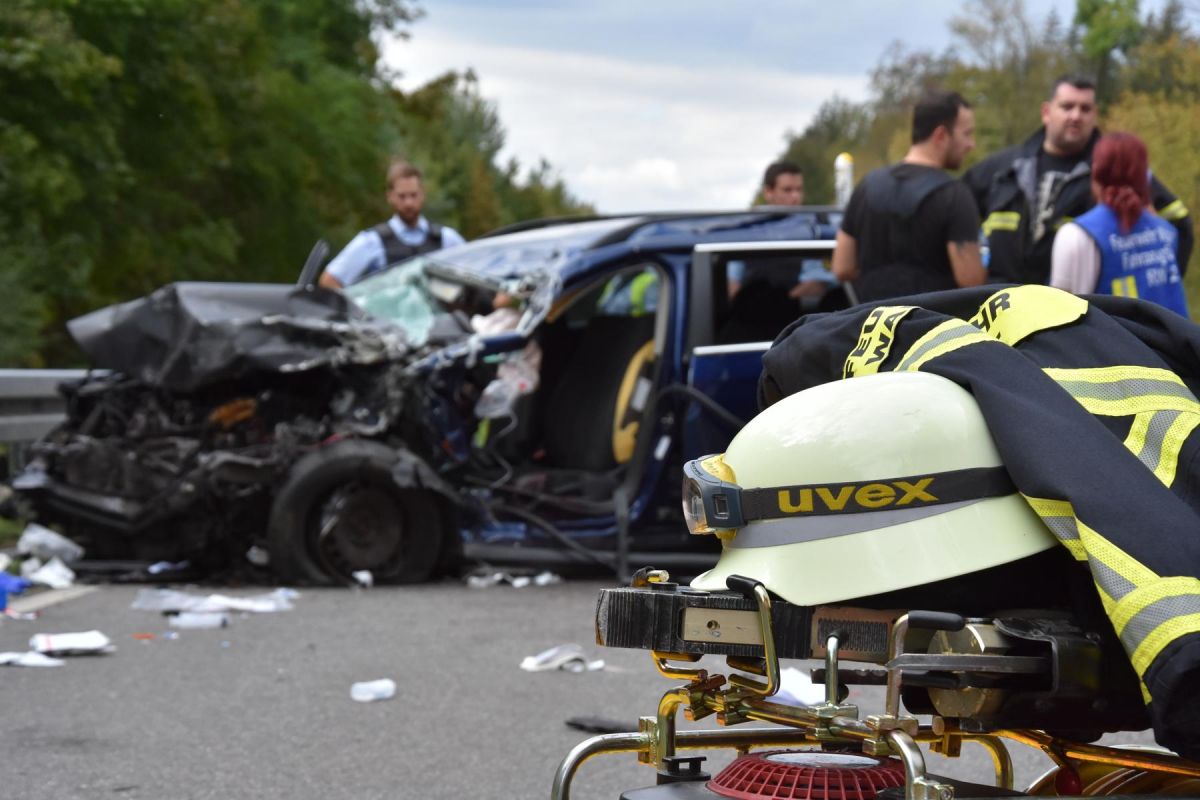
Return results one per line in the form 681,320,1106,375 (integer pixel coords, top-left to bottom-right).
467,262,670,522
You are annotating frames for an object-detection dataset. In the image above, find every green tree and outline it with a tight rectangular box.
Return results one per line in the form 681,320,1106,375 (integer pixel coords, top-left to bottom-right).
946,0,1074,156
780,96,871,204
1074,0,1144,103
0,0,589,367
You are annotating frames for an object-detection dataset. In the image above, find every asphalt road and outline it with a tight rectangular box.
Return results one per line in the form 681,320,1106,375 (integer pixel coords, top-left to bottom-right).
1,578,1154,800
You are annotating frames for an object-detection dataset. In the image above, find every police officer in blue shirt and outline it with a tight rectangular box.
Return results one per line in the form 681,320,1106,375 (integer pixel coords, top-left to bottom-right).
319,160,465,289
727,161,837,301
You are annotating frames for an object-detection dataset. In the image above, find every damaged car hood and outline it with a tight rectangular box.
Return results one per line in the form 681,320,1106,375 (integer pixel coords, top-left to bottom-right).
68,282,415,392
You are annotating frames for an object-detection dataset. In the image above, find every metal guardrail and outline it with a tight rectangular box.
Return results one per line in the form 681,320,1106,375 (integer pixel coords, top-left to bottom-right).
0,369,87,444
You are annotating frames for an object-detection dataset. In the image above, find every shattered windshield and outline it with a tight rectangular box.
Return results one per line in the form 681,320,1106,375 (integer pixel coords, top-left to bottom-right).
343,258,443,346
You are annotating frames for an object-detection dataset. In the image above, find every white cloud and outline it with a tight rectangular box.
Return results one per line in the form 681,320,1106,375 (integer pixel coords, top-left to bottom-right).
383,31,869,212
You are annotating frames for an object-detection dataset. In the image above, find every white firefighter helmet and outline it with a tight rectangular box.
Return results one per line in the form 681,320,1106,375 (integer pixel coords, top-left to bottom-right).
687,371,1056,606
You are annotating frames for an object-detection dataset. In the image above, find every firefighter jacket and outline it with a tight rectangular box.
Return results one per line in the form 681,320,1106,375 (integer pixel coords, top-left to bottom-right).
759,285,1200,759
962,128,1193,286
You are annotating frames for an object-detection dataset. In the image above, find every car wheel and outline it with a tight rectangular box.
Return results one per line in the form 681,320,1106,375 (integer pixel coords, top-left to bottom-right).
267,440,444,585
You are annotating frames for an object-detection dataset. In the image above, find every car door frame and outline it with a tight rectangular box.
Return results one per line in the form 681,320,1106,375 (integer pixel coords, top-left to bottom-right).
682,240,840,458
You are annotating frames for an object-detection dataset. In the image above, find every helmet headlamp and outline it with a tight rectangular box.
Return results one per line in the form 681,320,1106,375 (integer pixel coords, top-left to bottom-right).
682,456,745,535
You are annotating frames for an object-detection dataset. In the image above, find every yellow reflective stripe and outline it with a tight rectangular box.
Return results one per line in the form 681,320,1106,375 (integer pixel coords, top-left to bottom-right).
1097,585,1117,617
1076,518,1158,588
1045,366,1200,486
1131,613,1200,677
1156,413,1200,486
1129,411,1200,486
1042,365,1200,416
1022,494,1200,690
843,306,915,379
1053,216,1074,231
1111,275,1138,298
1140,681,1152,704
1024,494,1149,600
982,211,1020,236
1022,495,1087,560
1112,576,1200,637
1124,411,1153,467
968,286,1088,346
1159,199,1189,221
896,319,991,372
1045,365,1191,386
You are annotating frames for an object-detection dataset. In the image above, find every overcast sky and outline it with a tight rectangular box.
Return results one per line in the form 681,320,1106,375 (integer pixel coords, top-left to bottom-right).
382,1,1154,213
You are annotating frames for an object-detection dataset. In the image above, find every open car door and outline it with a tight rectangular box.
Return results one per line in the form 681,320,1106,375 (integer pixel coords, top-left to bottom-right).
682,240,840,457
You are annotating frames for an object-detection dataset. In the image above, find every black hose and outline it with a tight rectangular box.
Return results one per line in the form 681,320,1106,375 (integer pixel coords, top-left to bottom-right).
654,383,747,431
466,475,616,515
489,501,615,571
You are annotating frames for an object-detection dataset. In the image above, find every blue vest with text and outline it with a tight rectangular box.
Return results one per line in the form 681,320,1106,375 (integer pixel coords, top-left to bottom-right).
1074,204,1188,317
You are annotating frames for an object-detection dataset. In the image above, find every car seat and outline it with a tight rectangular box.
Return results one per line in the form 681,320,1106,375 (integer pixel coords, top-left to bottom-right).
542,314,657,471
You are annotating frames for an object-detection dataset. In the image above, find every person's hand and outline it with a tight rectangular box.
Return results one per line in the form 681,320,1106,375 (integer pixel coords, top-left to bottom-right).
788,280,826,299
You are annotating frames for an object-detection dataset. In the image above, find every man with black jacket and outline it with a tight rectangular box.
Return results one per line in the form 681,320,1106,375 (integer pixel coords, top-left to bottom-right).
319,160,465,289
832,90,986,302
963,75,1193,286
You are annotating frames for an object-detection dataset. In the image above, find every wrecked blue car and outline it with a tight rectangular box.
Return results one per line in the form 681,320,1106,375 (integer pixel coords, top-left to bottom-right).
14,211,839,584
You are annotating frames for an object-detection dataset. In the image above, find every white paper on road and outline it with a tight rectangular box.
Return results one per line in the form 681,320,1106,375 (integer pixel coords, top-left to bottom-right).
350,678,396,702
519,643,605,673
26,557,76,590
131,588,299,614
28,629,115,656
0,651,65,667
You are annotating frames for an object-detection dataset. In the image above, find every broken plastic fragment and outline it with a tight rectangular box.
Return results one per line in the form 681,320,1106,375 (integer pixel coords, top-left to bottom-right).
169,612,230,630
17,523,84,564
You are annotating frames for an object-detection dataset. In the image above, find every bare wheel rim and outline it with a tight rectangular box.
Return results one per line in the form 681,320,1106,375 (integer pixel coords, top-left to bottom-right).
312,481,405,579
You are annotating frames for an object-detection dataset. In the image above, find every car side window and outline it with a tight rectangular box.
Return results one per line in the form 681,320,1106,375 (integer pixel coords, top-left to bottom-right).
596,267,659,317
716,253,839,344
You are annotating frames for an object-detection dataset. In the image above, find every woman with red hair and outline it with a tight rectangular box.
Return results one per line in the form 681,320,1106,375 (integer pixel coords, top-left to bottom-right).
1050,132,1189,316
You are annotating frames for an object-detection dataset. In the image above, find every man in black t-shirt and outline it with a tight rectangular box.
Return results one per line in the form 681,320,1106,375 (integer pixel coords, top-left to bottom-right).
832,90,985,302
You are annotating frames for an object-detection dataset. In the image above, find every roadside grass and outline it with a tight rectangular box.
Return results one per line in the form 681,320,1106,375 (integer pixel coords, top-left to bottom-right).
0,515,21,552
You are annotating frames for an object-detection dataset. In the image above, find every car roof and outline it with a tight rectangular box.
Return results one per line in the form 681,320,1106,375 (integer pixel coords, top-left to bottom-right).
392,209,839,284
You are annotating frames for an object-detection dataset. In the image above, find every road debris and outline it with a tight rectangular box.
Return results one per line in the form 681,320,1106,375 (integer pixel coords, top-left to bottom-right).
168,612,230,630
17,523,85,564
131,587,298,615
466,569,562,589
519,643,604,673
22,557,76,590
350,678,396,702
147,560,191,576
29,629,115,656
0,651,65,667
